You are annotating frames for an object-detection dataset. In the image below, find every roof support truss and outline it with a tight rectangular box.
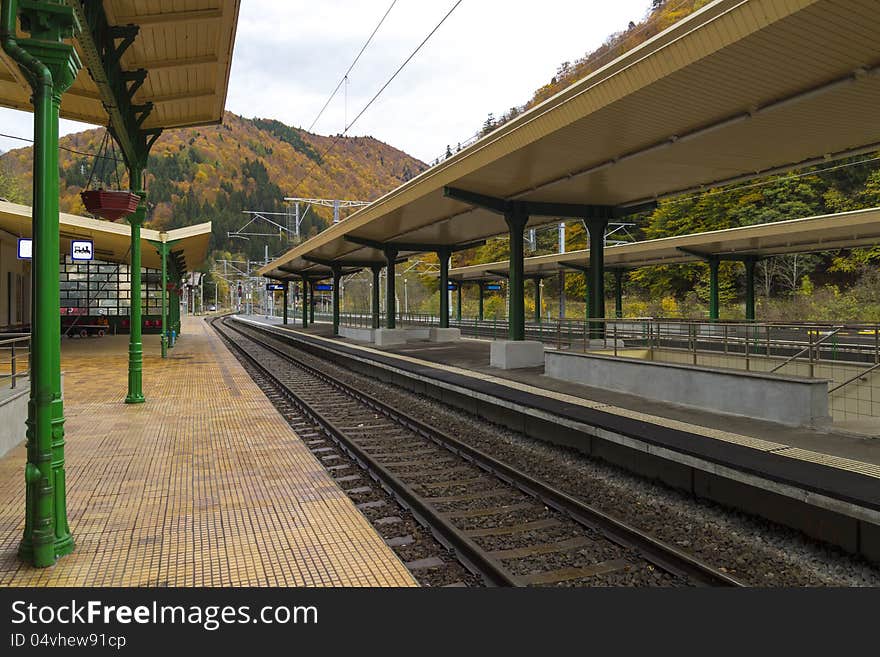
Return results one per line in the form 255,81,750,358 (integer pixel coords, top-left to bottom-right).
443,187,656,219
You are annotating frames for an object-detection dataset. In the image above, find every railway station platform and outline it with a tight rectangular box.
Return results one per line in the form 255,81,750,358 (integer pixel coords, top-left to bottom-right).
240,315,880,561
0,317,416,587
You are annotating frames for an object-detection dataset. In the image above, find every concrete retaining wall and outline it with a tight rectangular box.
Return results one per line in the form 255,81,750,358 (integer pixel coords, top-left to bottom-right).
0,386,28,459
545,351,831,427
339,326,374,342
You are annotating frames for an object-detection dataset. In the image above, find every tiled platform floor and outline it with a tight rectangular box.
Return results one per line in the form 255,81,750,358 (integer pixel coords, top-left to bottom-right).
0,317,416,587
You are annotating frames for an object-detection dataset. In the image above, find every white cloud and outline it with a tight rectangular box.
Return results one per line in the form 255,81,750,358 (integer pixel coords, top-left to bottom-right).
1,0,652,163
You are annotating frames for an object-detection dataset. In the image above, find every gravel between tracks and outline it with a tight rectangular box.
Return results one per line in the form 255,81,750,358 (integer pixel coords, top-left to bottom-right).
266,331,880,587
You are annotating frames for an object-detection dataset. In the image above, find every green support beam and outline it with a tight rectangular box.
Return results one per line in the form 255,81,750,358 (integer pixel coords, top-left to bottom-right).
371,265,381,329
125,160,146,404
743,257,758,322
309,280,315,324
148,238,178,358
585,219,607,338
282,282,289,325
443,187,656,220
478,282,484,321
505,206,528,341
527,276,542,324
385,248,398,329
708,256,720,321
456,282,462,322
438,247,450,328
2,0,80,567
331,266,341,336
301,276,309,328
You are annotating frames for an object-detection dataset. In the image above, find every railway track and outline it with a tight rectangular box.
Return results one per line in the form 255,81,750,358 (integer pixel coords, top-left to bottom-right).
215,316,742,587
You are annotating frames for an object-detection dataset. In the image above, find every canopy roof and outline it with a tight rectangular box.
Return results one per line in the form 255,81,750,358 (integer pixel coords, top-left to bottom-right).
0,0,240,131
260,0,880,282
448,207,880,281
0,200,211,273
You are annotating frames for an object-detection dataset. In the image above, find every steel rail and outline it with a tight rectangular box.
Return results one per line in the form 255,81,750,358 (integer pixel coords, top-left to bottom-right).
224,317,743,587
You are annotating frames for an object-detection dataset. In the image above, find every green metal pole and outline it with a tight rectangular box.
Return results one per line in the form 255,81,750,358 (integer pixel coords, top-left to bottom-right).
708,257,720,321
283,282,289,325
438,248,449,328
3,0,80,567
456,282,462,322
478,282,484,321
125,160,146,404
614,269,624,319
385,248,398,329
309,280,315,324
586,219,607,338
332,267,341,336
505,206,528,341
533,278,541,324
301,277,308,328
159,242,167,358
744,257,756,322
371,265,381,329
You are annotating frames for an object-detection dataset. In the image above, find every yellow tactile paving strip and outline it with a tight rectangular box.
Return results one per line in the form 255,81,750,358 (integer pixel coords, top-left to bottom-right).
265,322,880,481
0,318,416,587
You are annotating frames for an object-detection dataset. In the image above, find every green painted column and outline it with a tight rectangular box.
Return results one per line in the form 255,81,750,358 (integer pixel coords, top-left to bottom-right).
744,257,757,322
456,282,462,322
282,282,289,325
533,278,541,324
505,206,529,341
332,267,341,336
170,284,180,343
158,242,168,358
2,0,80,567
301,278,309,328
478,282,484,321
385,248,398,329
586,218,608,338
309,280,315,324
438,248,449,328
125,160,146,404
708,256,720,321
614,269,624,319
371,265,381,329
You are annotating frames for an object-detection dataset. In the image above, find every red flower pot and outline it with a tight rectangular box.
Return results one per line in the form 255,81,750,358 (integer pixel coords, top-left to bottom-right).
80,190,141,221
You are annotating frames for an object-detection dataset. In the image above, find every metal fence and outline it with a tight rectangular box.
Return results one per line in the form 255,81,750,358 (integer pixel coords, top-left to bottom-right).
0,334,31,391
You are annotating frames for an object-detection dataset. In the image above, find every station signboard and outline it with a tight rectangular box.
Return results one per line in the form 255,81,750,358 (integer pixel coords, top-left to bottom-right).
485,283,502,291
315,284,333,291
265,283,285,291
447,283,458,290
17,238,32,260
71,239,94,261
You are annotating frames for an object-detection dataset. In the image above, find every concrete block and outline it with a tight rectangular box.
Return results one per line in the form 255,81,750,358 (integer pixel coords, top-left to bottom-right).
0,387,28,459
373,328,409,347
490,340,545,369
404,328,430,341
428,328,461,343
545,350,831,427
338,326,374,342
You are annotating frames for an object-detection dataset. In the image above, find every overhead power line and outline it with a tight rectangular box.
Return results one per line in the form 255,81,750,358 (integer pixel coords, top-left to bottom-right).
307,0,399,133
290,0,464,198
0,131,124,162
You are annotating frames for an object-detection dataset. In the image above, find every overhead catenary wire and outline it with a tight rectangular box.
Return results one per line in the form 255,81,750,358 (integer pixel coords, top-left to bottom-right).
289,0,464,198
0,130,125,162
307,0,399,133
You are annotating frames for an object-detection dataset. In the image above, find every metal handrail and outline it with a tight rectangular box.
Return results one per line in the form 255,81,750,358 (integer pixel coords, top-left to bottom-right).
829,361,880,394
769,326,843,373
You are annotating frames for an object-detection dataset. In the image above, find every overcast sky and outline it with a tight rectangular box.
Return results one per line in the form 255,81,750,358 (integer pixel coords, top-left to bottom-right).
0,0,652,163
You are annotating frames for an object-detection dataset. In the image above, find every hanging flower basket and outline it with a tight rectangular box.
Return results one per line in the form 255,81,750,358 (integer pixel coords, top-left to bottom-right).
80,190,140,222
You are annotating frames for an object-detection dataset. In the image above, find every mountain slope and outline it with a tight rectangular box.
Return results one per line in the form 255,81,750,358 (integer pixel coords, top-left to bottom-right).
0,111,427,261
